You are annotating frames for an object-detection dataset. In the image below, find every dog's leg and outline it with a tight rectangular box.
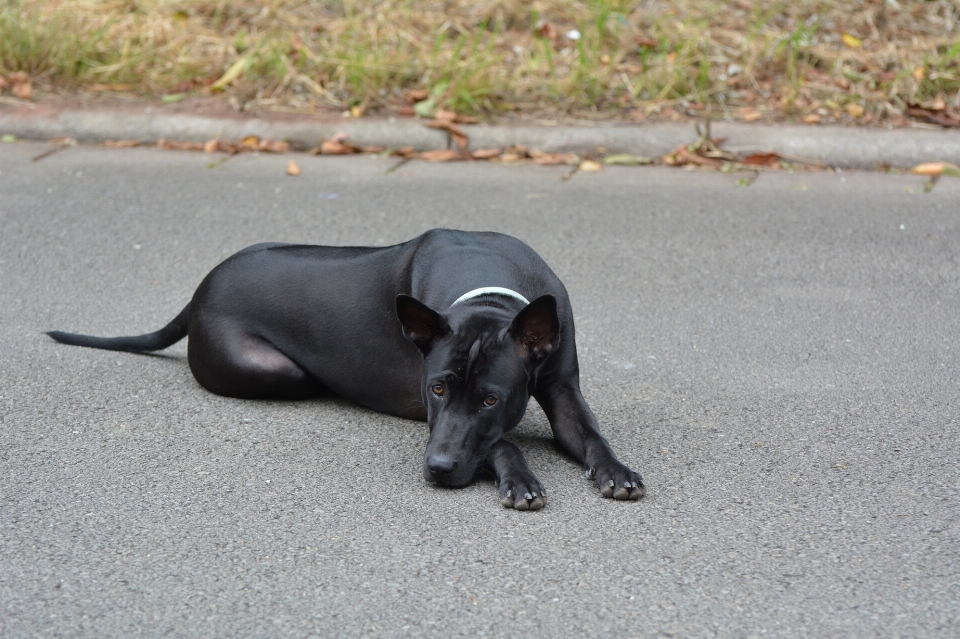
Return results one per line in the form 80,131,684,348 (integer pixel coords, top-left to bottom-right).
189,328,325,400
485,439,546,511
535,382,645,500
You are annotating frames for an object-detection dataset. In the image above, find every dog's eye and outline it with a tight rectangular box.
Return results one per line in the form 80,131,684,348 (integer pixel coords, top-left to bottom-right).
431,384,444,397
483,395,498,407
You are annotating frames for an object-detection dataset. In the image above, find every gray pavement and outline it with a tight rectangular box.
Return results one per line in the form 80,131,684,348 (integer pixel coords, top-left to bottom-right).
1,142,959,638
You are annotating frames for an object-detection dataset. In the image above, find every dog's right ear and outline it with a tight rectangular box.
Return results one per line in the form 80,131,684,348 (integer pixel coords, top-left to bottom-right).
396,295,450,354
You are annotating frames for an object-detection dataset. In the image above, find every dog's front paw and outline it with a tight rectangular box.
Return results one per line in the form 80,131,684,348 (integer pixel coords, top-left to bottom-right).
497,473,547,511
586,462,645,500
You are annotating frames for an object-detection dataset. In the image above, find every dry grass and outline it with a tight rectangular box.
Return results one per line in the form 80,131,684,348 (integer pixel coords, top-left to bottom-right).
1,0,958,124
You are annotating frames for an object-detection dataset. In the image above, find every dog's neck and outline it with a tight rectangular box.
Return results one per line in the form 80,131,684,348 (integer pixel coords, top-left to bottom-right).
450,287,529,308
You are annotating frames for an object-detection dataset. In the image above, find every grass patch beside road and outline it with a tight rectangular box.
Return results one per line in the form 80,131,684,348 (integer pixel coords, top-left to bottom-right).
1,0,958,125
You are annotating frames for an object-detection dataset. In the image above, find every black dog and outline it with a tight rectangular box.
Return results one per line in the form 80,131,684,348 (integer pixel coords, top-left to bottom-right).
48,229,644,510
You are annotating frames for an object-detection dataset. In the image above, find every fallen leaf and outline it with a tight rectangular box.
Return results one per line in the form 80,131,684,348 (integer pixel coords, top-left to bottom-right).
905,103,960,128
536,21,558,41
161,93,187,103
834,76,851,90
1,134,18,143
258,139,290,153
318,138,362,155
741,152,783,167
634,35,658,48
930,95,947,111
471,148,501,160
418,149,465,162
406,89,428,103
842,33,862,48
913,66,924,82
156,138,203,151
287,160,301,176
740,108,762,122
425,118,468,151
532,152,578,166
603,153,653,166
414,97,438,118
49,136,76,146
203,139,219,153
578,160,602,172
0,75,8,91
104,139,141,148
11,74,32,100
210,54,251,92
802,114,821,124
846,103,865,118
911,162,960,177
240,135,260,150
392,146,416,158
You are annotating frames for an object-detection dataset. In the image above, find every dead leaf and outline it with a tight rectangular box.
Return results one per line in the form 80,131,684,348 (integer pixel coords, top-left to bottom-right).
603,153,652,166
10,71,32,100
532,152,578,166
0,75,8,91
578,160,602,172
471,148,501,160
418,149,465,162
740,108,762,122
802,114,821,124
215,140,240,154
536,21,558,41
741,152,783,167
258,139,290,153
905,103,960,128
846,103,865,118
392,146,417,158
634,35,658,48
204,139,219,153
911,162,960,177
156,138,203,151
318,139,362,155
104,139,141,148
425,118,468,151
841,33,862,48
240,135,260,150
406,89,428,104
834,76,851,90
49,136,76,146
913,67,924,82
286,160,301,176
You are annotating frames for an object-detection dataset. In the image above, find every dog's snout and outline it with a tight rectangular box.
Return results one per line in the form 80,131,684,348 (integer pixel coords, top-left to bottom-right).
426,456,458,475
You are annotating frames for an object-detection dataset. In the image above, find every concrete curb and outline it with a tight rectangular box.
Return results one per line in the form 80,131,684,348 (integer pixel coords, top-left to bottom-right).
2,106,959,169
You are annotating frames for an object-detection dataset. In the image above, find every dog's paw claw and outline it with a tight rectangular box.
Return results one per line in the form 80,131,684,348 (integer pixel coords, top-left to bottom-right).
592,462,645,501
498,474,546,511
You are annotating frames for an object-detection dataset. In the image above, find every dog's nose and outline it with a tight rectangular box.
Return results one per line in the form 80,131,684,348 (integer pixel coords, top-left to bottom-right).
426,456,458,475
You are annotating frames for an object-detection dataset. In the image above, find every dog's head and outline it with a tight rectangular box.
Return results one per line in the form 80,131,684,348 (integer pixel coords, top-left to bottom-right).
396,294,559,486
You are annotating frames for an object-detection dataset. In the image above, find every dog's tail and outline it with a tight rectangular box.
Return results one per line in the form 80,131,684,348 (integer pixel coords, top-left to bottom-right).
47,303,191,353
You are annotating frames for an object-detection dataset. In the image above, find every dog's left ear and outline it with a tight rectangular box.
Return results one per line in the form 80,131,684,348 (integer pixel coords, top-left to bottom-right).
510,295,560,361
396,295,450,354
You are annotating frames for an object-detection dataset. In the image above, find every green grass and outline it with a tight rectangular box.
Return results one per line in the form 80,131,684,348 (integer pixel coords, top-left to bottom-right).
0,0,957,125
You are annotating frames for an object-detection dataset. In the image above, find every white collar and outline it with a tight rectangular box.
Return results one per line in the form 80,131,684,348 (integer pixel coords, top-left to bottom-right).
450,287,530,307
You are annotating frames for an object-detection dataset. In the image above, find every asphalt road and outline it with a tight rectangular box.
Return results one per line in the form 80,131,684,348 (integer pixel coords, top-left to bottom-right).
1,142,958,638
